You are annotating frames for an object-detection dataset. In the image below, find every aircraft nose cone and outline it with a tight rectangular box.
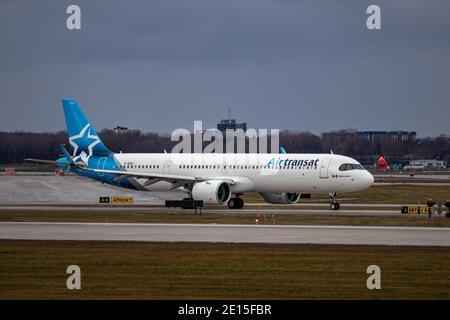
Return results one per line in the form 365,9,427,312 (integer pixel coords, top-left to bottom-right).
366,171,375,186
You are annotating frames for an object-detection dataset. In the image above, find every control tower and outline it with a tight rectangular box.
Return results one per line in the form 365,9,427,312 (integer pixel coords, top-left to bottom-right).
216,108,247,133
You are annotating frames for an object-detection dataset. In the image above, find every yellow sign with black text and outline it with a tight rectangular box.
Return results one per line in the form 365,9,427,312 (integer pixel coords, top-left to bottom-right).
111,196,134,204
99,197,110,204
99,196,134,204
401,206,432,214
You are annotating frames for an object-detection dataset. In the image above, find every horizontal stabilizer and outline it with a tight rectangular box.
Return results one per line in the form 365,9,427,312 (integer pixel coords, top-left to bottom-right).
59,144,87,168
25,159,70,166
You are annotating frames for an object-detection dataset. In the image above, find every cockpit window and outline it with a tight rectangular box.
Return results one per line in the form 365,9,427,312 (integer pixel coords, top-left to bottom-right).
339,164,352,171
339,163,365,171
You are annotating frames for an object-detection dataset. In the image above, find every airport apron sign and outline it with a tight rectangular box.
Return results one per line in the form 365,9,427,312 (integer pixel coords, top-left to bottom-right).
99,196,134,204
401,206,432,214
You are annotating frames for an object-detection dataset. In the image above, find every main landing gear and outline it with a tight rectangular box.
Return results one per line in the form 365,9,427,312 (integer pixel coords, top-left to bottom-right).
329,192,340,211
228,196,244,209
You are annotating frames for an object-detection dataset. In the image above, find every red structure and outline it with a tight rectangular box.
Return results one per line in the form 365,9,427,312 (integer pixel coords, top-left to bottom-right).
4,168,16,176
377,156,388,170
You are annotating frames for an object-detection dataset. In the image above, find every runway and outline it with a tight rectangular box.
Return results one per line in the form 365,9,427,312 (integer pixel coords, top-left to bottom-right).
1,222,449,246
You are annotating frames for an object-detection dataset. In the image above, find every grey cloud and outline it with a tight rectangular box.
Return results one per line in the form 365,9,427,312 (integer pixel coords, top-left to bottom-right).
0,0,449,137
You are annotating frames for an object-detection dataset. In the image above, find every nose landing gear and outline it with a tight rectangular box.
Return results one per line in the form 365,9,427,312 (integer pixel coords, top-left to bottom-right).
329,192,340,211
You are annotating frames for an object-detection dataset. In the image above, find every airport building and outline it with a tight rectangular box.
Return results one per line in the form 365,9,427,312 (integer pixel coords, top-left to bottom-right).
357,130,416,142
113,126,139,135
217,108,247,133
113,126,129,134
322,129,416,142
405,159,447,170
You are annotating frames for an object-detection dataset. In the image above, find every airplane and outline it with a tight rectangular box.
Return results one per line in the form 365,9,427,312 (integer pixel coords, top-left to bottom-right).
26,99,374,210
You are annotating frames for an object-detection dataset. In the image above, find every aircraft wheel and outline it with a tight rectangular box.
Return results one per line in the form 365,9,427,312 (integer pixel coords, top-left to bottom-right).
228,198,237,209
228,198,244,209
330,203,340,211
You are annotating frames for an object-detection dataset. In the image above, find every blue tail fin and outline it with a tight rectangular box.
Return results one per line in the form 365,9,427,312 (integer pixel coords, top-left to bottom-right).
62,99,111,158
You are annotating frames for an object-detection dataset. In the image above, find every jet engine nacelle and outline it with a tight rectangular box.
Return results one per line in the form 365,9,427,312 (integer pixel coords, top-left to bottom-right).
260,192,301,204
192,180,231,204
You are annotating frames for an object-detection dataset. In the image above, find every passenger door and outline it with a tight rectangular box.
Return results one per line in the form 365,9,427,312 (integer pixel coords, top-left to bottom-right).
97,157,107,177
163,160,171,175
319,158,331,179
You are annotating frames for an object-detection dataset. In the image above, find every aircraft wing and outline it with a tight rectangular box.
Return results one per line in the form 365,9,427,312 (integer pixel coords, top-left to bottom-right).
81,167,243,189
79,166,197,183
77,167,237,186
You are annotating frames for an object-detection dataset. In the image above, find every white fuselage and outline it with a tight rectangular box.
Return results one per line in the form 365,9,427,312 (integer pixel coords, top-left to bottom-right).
109,153,374,194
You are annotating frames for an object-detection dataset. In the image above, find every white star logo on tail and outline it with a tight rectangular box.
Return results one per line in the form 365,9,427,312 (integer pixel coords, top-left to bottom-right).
69,124,101,164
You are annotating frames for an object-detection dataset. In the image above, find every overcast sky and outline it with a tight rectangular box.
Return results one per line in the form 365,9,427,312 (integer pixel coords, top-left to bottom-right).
0,0,449,137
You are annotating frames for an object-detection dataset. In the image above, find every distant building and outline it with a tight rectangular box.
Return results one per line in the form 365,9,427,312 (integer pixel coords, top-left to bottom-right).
113,126,139,135
405,159,447,170
114,126,128,134
357,131,416,142
217,108,247,133
322,129,416,142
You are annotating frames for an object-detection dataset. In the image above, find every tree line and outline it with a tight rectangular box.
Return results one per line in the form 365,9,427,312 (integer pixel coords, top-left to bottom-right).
0,129,448,165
